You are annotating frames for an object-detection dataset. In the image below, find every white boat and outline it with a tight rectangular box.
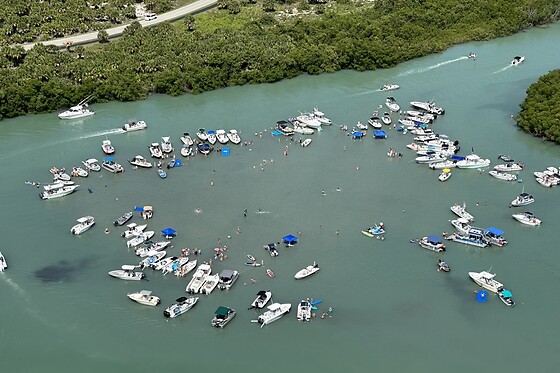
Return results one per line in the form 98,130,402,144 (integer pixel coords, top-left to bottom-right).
227,129,242,144
293,123,314,135
157,167,166,179
455,154,491,169
380,84,399,91
416,153,448,164
101,139,115,155
126,230,155,248
450,202,475,222
297,300,312,322
127,290,160,306
301,138,312,147
489,170,517,181
255,302,292,328
152,256,178,271
277,120,295,136
296,114,322,129
186,264,212,294
469,271,504,293
162,256,189,275
200,274,220,294
356,121,368,130
494,163,524,172
450,218,472,235
249,290,272,309
438,168,452,182
410,101,445,115
510,192,534,207
102,157,124,173
311,108,332,125
512,211,541,226
163,296,198,318
39,184,79,200
467,52,477,59
447,228,490,248
381,112,392,125
70,216,95,235
53,171,71,182
207,130,217,145
0,251,7,272
499,290,515,307
148,143,163,158
196,128,208,141
122,120,147,132
418,235,446,252
108,265,145,281
122,223,147,238
511,56,525,66
484,227,508,247
180,132,194,146
294,262,320,280
216,129,229,144
139,250,167,269
129,155,152,168
368,116,382,129
161,137,173,153
71,167,88,178
212,306,236,328
82,158,101,172
385,96,400,112
176,259,197,277
180,145,193,157
437,259,450,272
429,160,458,170
58,96,95,119
138,240,171,256
114,211,133,226
217,269,239,290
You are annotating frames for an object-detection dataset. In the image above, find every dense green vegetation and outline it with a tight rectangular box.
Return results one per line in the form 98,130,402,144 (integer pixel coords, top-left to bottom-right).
0,0,559,128
518,69,560,143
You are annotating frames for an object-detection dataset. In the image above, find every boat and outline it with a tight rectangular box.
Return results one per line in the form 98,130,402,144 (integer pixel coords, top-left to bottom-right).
368,116,382,129
455,154,491,169
294,262,320,279
163,296,199,318
126,230,155,248
467,52,477,59
356,121,368,130
207,130,217,145
447,228,490,248
141,205,153,220
511,56,525,66
161,137,173,153
301,138,312,147
494,163,524,172
385,97,400,112
139,250,167,269
297,300,312,321
438,168,452,182
245,261,262,267
296,114,322,129
180,145,193,157
197,143,212,155
380,84,399,91
161,256,189,275
418,235,446,252
176,259,197,277
0,251,7,272
498,154,514,162
410,101,445,115
58,96,94,119
484,227,508,246
227,129,241,144
293,123,315,135
148,143,163,158
102,157,124,173
247,254,256,262
71,167,88,178
121,223,147,238
450,202,475,222
311,108,332,125
512,211,541,226
217,269,239,290
70,216,95,235
108,265,145,281
216,129,229,144
361,224,385,237
122,120,147,132
373,130,387,139
180,132,194,146
468,271,504,293
196,128,208,141
114,211,133,226
82,158,101,172
101,139,115,155
153,256,178,271
351,130,365,139
498,289,515,307
135,241,171,257
437,259,450,272
186,263,212,294
489,170,518,181
264,243,279,257
39,184,79,200
211,306,236,328
429,160,459,170
266,269,275,278
450,217,472,235
381,112,392,125
127,290,160,306
157,167,167,179
129,155,152,168
200,274,220,294
416,153,448,164
249,290,272,309
510,192,534,207
255,302,292,328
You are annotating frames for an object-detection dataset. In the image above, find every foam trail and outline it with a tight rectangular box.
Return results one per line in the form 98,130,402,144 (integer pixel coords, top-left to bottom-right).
75,128,125,140
1,276,30,301
399,56,468,77
493,65,512,74
352,89,383,97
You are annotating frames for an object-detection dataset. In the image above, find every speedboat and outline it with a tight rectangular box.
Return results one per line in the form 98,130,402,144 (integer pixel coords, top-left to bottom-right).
196,128,208,141
455,154,491,169
217,269,239,290
139,250,167,269
498,154,514,163
437,259,450,272
157,167,166,179
446,228,490,248
429,160,458,170
180,132,194,146
135,241,171,257
438,168,452,182
58,96,94,119
161,137,173,153
311,108,332,125
510,192,534,207
82,158,101,172
255,303,292,328
212,306,236,328
141,206,154,220
488,170,517,181
467,52,477,59
249,290,272,309
200,274,220,294
0,251,6,272
381,112,392,125
499,290,515,307
70,216,95,235
186,263,212,294
512,211,541,226
108,265,145,281
361,224,385,237
385,96,400,112
484,227,508,246
216,129,229,144
410,101,445,115
416,153,447,164
294,262,320,279
39,184,79,200
368,116,382,129
207,130,217,145
161,256,189,275
114,211,133,226
296,114,322,129
163,296,199,318
180,145,193,157
153,256,178,272
176,259,197,277
126,231,155,248
71,167,88,178
121,223,147,238
450,202,475,222
380,84,399,91
122,120,147,132
129,155,152,168
264,243,279,257
418,235,446,252
297,300,312,321
293,123,315,135
301,138,312,147
277,120,295,136
127,290,160,306
373,130,387,139
468,271,504,293
148,143,163,158
450,218,472,235
101,139,115,155
102,157,124,173
227,129,241,144
494,162,523,172
356,121,368,130
511,56,525,66
197,143,212,155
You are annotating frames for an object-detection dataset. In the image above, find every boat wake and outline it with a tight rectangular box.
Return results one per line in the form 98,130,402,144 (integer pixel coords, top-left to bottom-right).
493,65,512,74
352,89,383,96
1,276,30,301
75,128,125,140
399,56,468,76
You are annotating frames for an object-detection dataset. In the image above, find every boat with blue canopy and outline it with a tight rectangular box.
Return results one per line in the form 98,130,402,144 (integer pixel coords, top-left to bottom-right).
418,235,445,252
484,227,508,246
282,234,298,247
499,289,515,307
373,130,387,139
447,227,490,248
162,228,176,238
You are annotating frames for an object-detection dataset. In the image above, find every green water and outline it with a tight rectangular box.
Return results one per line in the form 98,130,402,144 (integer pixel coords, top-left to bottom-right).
1,24,560,372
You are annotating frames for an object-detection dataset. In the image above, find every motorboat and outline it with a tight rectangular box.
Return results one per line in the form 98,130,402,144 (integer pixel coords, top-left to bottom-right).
294,262,320,279
301,138,312,147
163,296,199,318
293,123,315,135
368,116,382,129
217,269,239,290
141,205,153,220
297,300,312,322
249,290,272,309
311,108,332,125
494,163,524,172
512,211,541,226
510,192,534,207
176,259,197,277
361,224,385,237
129,155,152,168
296,114,322,129
122,120,147,132
197,143,212,155
450,218,472,235
180,132,194,146
127,290,160,306
148,143,163,158
373,130,387,139
499,290,515,307
139,250,167,269
52,170,71,181
410,101,445,115
406,110,437,121
0,251,6,272
468,271,504,293
266,269,275,278
180,145,193,157
511,56,525,66
58,96,94,119
498,154,514,163
255,302,292,328
437,259,450,272
214,129,228,144
455,154,491,169
380,84,399,91
121,223,147,238
199,273,219,294
351,130,365,139
227,129,241,144
70,216,95,235
196,128,208,141
101,139,115,155
157,167,167,179
484,227,508,247
450,202,475,222
467,52,477,59
71,167,88,178
102,157,124,173
438,168,452,182
207,130,217,145
416,153,448,164
264,243,279,257
135,241,171,257
126,230,155,248
418,235,446,252
381,112,392,125
212,306,236,328
152,256,178,272
356,121,368,130
108,265,145,281
385,96,400,112
161,137,173,153
186,263,212,294
489,170,518,181
114,211,133,226
429,160,458,170
446,228,490,248
161,256,189,275
82,158,100,172
39,184,79,200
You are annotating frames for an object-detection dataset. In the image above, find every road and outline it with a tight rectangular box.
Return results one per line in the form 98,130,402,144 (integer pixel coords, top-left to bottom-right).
21,0,217,51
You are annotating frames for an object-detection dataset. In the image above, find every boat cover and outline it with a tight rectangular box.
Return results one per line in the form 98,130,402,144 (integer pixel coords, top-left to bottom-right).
427,235,442,244
134,206,144,212
501,290,512,298
450,155,466,161
103,157,115,162
162,228,176,236
485,227,504,236
373,130,387,138
283,235,298,244
215,306,232,316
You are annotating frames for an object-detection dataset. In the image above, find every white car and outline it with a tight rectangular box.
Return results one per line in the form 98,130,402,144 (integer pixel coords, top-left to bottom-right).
145,13,157,21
